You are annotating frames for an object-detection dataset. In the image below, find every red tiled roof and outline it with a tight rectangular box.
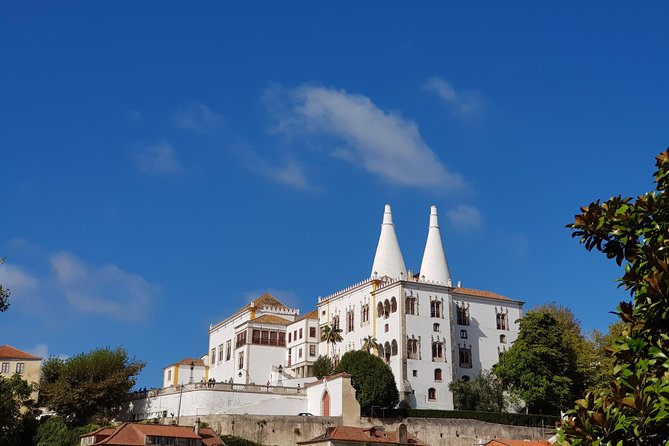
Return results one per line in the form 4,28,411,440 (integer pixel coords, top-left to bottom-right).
452,287,513,301
81,423,224,445
166,358,206,369
486,440,552,446
0,345,42,360
210,293,291,331
299,426,428,445
251,314,292,325
295,309,319,321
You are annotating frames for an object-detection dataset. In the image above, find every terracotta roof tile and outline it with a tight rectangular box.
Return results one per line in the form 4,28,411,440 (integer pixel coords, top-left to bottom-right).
486,440,552,446
294,309,319,321
251,314,292,325
210,293,291,331
452,287,513,301
166,358,206,368
0,345,42,360
82,423,224,445
299,426,428,445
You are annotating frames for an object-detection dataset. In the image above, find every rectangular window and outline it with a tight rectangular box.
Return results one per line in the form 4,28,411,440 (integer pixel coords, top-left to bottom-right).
167,370,172,381
299,348,303,358
288,332,292,343
299,328,303,339
226,340,231,361
261,330,269,344
309,345,316,356
309,327,316,338
238,352,244,370
210,349,216,365
1,362,8,373
270,331,278,345
278,332,286,346
236,331,247,348
16,363,25,374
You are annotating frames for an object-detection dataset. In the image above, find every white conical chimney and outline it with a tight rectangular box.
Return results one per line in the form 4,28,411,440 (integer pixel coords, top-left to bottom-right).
419,205,451,284
371,204,407,279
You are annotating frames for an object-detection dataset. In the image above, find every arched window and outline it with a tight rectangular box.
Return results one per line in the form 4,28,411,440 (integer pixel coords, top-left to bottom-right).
459,346,472,368
405,297,417,315
377,302,384,318
391,297,397,313
460,329,468,339
500,334,507,344
377,343,384,359
462,375,470,382
433,323,440,332
430,300,442,318
428,388,436,401
432,341,443,361
407,338,419,360
434,368,442,382
391,339,398,356
384,342,391,363
383,300,391,318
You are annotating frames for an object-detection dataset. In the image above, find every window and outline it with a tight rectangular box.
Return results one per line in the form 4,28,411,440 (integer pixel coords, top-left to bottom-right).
432,342,443,361
310,327,316,338
310,345,316,356
299,328,303,339
1,362,8,374
167,370,172,381
384,323,389,332
377,302,384,318
433,323,440,332
496,311,509,330
299,348,303,358
407,338,420,360
278,332,286,346
459,346,472,368
428,388,436,401
238,352,244,370
405,296,417,315
270,331,278,345
500,334,507,344
456,304,470,325
236,331,247,348
361,304,369,324
346,309,355,333
210,348,216,365
226,341,231,361
434,368,442,382
391,297,397,313
383,342,391,363
288,332,292,343
412,370,418,377
391,339,398,356
430,300,442,318
332,316,340,330
460,329,468,339
294,330,298,340
218,344,224,362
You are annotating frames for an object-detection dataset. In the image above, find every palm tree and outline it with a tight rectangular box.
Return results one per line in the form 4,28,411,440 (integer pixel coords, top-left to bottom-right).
321,324,343,357
361,335,377,353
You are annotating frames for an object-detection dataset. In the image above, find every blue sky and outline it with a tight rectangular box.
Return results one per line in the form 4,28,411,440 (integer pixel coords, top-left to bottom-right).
1,2,667,388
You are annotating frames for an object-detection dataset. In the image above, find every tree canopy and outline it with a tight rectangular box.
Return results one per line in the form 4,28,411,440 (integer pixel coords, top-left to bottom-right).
494,309,579,415
39,347,144,425
0,258,10,312
449,370,505,412
0,374,35,446
559,150,669,445
312,355,334,380
321,324,343,356
334,350,399,413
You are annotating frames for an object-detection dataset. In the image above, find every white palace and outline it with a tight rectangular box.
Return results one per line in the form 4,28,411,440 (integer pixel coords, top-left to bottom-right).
162,204,523,411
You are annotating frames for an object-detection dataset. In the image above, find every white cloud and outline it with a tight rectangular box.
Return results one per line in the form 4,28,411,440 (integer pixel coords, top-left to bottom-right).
423,77,485,118
0,262,39,293
268,84,464,190
136,143,183,175
50,252,158,321
446,205,482,231
175,102,224,133
244,154,309,189
28,344,49,359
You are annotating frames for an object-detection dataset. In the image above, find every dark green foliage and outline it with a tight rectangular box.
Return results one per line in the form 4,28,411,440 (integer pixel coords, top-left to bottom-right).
0,258,10,312
494,310,579,415
388,409,558,427
0,374,36,446
220,435,264,446
312,355,334,380
39,347,144,425
559,150,669,445
335,350,399,412
34,417,100,446
449,370,505,412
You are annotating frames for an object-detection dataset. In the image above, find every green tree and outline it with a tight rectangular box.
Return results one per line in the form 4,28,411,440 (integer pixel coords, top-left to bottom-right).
361,335,377,354
33,417,100,446
494,310,578,415
320,324,343,356
312,355,334,380
334,350,399,413
559,150,669,445
39,347,144,425
0,258,10,312
0,374,36,446
449,370,506,412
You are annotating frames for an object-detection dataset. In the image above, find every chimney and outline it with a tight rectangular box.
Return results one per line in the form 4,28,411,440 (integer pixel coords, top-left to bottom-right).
370,204,407,279
368,427,376,437
194,418,200,435
419,205,452,284
398,423,408,444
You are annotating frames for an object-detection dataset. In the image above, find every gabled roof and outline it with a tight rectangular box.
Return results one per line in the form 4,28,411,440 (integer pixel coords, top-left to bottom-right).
452,287,513,301
485,440,552,446
298,425,428,445
250,314,292,325
294,309,319,322
80,423,224,445
0,345,42,360
165,358,206,369
210,293,292,331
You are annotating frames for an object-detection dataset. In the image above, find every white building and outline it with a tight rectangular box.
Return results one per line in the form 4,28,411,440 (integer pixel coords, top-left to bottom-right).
177,204,523,410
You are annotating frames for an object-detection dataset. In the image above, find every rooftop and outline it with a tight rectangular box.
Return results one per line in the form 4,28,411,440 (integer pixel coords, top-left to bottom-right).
0,345,42,360
298,425,428,445
80,422,224,446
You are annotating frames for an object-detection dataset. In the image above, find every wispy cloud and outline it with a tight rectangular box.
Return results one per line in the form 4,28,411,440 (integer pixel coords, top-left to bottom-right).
175,102,224,133
243,152,309,189
0,262,39,293
50,252,158,321
266,84,464,190
446,204,482,231
136,142,183,175
423,77,485,118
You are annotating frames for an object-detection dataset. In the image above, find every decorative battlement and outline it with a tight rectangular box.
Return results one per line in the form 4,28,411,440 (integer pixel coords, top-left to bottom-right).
259,306,299,316
318,277,376,303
